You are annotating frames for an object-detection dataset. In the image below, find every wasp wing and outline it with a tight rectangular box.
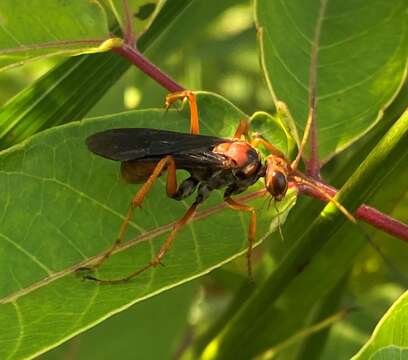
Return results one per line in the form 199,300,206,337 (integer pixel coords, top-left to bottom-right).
86,128,231,162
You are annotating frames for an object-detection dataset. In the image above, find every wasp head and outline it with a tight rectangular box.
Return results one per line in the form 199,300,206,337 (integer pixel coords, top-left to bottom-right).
264,155,289,201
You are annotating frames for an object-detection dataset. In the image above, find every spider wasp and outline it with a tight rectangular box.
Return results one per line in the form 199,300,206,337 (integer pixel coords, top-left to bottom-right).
83,91,353,284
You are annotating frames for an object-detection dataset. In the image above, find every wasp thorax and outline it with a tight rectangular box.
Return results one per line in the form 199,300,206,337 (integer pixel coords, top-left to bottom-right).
213,141,261,176
265,155,289,201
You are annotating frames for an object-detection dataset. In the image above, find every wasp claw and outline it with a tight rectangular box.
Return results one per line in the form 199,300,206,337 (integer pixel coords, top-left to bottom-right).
76,266,98,282
84,274,99,282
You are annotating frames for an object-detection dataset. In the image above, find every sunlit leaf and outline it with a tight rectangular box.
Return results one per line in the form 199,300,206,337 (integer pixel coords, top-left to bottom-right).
250,110,297,159
256,0,408,161
351,290,408,360
0,92,296,359
0,0,113,71
41,282,196,360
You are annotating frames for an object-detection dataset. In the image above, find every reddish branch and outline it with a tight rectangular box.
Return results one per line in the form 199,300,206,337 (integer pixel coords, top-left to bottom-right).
115,0,183,92
112,44,183,93
304,0,328,178
297,182,408,241
122,0,135,45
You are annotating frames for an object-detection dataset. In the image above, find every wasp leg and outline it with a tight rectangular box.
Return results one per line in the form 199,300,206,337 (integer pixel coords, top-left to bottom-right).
224,197,257,279
250,136,285,158
165,90,199,135
233,119,286,158
87,202,198,284
233,118,250,139
81,156,178,276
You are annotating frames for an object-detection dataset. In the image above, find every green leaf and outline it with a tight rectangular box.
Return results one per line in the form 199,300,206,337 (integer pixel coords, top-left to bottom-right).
0,53,129,150
351,290,408,360
294,276,348,360
319,284,405,360
249,110,297,159
256,0,408,161
0,1,112,71
0,92,296,359
40,282,196,360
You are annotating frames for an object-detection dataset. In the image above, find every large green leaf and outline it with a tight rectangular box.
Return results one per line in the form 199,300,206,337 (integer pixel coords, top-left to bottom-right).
0,0,113,71
0,93,296,359
256,0,408,161
41,282,196,360
351,290,408,360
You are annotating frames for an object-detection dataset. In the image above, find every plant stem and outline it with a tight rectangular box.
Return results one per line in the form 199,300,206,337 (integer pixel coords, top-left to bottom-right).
112,44,184,92
291,0,327,177
122,0,135,45
297,181,408,241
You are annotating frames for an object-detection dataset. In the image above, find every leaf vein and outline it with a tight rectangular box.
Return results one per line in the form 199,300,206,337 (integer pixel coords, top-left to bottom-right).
264,29,309,91
0,232,52,275
6,302,24,360
0,170,146,233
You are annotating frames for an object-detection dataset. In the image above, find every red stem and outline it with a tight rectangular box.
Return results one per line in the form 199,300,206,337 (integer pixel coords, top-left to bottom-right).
296,182,408,241
304,0,328,178
112,44,184,92
306,120,320,177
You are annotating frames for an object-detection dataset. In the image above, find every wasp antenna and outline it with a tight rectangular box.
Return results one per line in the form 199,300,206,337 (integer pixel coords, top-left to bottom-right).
295,176,356,224
267,196,273,210
260,195,271,211
274,201,285,242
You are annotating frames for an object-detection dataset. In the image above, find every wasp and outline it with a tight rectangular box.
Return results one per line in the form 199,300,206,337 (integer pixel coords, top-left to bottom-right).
83,91,353,284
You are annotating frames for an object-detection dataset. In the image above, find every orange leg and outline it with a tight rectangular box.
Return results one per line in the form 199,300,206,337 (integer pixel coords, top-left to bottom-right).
232,120,286,159
250,136,285,158
233,119,250,139
225,197,257,279
83,156,178,274
87,202,198,284
165,90,200,135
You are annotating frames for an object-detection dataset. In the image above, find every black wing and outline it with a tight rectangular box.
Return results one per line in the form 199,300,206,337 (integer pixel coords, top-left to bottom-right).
86,128,231,162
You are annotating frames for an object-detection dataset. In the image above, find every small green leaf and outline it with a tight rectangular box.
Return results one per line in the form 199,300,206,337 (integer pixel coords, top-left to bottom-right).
0,1,112,71
351,291,408,360
250,111,297,159
0,92,296,359
256,0,408,161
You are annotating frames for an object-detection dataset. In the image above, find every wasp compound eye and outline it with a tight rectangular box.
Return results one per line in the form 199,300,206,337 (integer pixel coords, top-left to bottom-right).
271,171,288,200
265,170,288,201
